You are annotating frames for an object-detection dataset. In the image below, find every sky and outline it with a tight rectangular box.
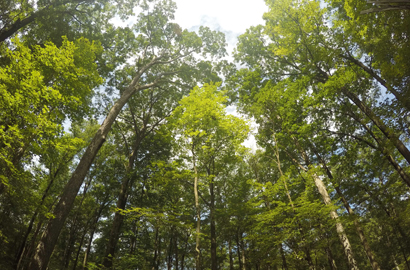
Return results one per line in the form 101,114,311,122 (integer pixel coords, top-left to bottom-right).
108,0,268,151
173,0,268,57
171,0,268,151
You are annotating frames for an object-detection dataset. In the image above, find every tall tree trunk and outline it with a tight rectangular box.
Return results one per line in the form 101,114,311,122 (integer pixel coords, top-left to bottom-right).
312,173,359,270
167,232,173,270
210,177,217,270
315,149,381,270
180,232,190,270
236,230,243,270
287,139,359,270
82,202,105,270
280,244,289,270
192,150,201,270
174,233,179,270
72,225,87,270
229,240,234,270
272,134,315,269
15,169,57,269
28,57,161,270
152,227,159,270
102,147,139,268
240,233,246,270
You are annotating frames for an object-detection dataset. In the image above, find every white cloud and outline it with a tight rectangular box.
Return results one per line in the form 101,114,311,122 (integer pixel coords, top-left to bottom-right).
173,0,268,55
173,0,267,33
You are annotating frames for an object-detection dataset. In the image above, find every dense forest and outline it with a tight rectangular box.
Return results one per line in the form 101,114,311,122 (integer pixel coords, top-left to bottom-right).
1,0,410,269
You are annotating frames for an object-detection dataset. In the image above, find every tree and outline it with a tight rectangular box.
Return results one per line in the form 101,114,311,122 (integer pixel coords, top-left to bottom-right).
28,1,227,269
170,82,250,270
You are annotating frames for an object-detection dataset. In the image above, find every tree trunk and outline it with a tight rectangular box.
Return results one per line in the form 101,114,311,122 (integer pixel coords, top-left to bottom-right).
28,57,161,270
180,232,190,270
152,227,159,270
240,234,246,270
312,173,359,270
288,140,359,270
280,244,289,270
229,240,234,270
174,233,179,270
210,177,217,270
82,203,104,270
72,225,87,270
192,150,201,270
315,150,381,270
102,151,138,268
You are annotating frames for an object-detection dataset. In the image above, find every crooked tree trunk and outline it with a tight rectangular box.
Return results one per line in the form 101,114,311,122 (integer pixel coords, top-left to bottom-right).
28,57,161,270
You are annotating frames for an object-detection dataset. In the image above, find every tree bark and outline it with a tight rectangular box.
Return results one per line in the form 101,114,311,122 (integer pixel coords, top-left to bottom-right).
289,143,359,270
210,177,217,270
102,145,139,268
280,244,289,270
28,56,162,270
312,173,359,270
192,149,201,270
82,202,105,270
314,149,381,270
229,240,234,270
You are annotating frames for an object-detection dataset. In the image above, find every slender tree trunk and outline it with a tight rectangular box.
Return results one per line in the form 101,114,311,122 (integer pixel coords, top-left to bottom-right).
240,233,246,270
15,164,64,269
272,134,315,270
72,225,87,270
102,152,138,268
28,57,161,270
180,232,190,270
82,201,105,270
167,232,173,270
152,227,159,270
174,233,179,270
192,150,201,270
312,173,359,270
280,244,289,270
315,150,381,270
229,240,234,270
236,231,243,270
210,177,217,270
287,140,359,270
325,247,337,270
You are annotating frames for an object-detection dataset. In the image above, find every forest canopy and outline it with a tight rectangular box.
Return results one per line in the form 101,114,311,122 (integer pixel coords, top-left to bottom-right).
0,0,409,269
